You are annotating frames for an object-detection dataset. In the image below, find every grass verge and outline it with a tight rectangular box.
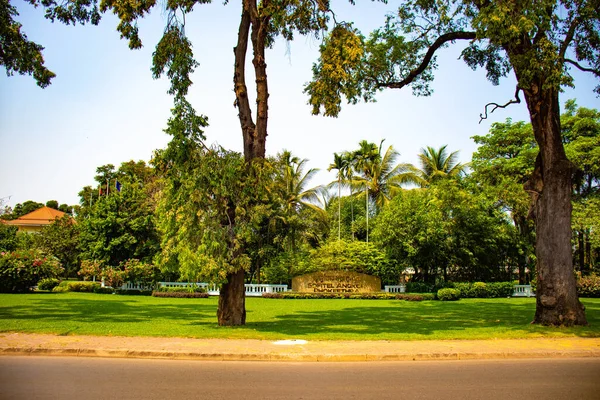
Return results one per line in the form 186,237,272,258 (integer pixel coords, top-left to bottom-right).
0,292,598,341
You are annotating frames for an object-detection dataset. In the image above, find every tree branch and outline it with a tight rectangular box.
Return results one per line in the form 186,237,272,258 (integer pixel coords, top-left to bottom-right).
479,86,522,123
559,17,579,61
378,31,477,89
564,59,600,77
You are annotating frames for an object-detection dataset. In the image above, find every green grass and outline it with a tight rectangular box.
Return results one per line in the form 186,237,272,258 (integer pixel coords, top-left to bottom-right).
0,292,599,341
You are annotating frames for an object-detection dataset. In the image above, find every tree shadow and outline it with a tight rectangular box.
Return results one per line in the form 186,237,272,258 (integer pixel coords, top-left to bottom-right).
245,299,600,339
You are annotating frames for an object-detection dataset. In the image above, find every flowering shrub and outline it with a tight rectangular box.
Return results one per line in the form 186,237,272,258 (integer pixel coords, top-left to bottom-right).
0,250,63,292
78,260,103,281
102,267,125,289
577,274,600,298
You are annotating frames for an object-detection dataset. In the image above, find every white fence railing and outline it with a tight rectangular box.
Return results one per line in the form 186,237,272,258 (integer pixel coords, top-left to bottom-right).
118,282,289,297
384,285,406,293
513,285,535,297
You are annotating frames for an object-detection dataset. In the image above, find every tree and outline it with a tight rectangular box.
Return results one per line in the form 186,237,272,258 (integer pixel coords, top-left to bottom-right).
306,1,600,326
78,161,159,267
471,120,538,284
328,152,349,241
34,215,80,277
349,140,413,218
409,145,468,187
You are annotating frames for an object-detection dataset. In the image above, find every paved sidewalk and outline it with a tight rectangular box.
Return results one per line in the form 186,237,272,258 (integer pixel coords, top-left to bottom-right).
1,333,599,362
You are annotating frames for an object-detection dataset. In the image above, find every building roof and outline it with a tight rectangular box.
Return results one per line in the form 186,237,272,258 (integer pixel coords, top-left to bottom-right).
2,206,69,227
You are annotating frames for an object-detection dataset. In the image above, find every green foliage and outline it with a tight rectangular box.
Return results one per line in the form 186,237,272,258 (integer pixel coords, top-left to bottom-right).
293,239,395,284
152,291,209,298
451,282,514,299
77,259,103,281
78,161,160,266
373,180,516,284
405,282,433,293
262,292,434,301
307,1,600,114
437,288,461,301
102,267,125,289
63,281,100,292
114,289,153,296
0,250,63,292
155,145,284,285
120,259,162,288
37,278,60,291
92,287,115,294
578,275,600,298
34,216,80,277
0,223,18,252
156,285,206,293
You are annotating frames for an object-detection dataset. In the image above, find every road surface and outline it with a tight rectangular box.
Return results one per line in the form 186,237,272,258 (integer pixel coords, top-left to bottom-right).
1,357,598,399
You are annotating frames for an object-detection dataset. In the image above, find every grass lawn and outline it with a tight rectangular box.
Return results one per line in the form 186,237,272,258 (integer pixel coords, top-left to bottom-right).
0,292,599,341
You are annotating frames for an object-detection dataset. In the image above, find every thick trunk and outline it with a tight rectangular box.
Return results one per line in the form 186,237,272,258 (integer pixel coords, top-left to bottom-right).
523,88,587,326
219,1,270,326
217,268,246,326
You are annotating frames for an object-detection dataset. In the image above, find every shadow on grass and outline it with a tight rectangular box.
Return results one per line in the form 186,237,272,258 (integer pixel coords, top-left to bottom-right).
0,296,216,326
244,299,600,339
1,294,598,339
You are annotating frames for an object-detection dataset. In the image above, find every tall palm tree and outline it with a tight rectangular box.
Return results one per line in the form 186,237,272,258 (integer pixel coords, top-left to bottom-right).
275,150,326,249
328,152,349,240
409,145,468,187
351,142,414,212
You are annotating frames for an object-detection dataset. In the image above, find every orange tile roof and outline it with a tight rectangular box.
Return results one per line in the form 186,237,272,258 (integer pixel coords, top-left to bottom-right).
3,206,70,227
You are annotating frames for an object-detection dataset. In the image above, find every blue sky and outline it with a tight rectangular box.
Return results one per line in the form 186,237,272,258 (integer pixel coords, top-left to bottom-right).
1,1,598,208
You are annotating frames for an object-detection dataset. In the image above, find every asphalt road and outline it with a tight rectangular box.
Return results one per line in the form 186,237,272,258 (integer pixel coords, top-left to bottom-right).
1,357,598,400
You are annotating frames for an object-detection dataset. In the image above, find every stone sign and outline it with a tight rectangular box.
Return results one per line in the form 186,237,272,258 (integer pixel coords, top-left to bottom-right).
292,270,381,293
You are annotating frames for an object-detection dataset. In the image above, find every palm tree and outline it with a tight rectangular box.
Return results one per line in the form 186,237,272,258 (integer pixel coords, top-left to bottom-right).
351,143,414,211
328,152,349,241
274,150,326,250
349,140,413,241
409,145,468,187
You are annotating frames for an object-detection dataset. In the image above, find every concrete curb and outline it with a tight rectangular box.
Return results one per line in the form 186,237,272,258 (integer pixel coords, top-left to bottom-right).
2,346,600,362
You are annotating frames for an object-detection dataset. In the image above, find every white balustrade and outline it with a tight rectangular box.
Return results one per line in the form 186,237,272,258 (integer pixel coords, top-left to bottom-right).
513,285,535,297
384,285,406,293
125,282,291,296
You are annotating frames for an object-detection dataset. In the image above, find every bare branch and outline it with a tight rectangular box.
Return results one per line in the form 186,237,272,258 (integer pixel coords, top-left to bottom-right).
378,31,477,90
479,86,522,123
564,59,600,77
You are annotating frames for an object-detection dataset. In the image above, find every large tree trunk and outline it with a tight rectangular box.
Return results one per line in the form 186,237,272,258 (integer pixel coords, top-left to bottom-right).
217,1,271,326
218,268,246,326
523,88,587,326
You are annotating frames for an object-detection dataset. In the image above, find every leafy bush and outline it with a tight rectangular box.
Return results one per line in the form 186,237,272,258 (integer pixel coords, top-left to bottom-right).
102,267,125,289
293,240,395,284
115,289,153,296
437,288,461,301
37,278,60,291
156,286,207,293
121,259,162,288
65,281,100,292
405,282,433,293
396,293,435,301
578,274,600,298
78,260,103,281
451,282,514,298
261,292,435,300
93,287,115,294
152,291,209,298
0,250,63,292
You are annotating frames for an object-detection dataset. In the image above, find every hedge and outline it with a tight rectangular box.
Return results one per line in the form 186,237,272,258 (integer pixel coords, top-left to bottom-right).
261,292,434,301
152,291,209,298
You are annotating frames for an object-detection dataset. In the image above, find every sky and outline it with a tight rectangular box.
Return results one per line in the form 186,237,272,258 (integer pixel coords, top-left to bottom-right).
1,1,598,209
